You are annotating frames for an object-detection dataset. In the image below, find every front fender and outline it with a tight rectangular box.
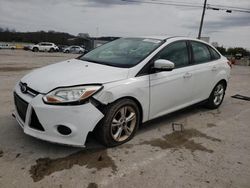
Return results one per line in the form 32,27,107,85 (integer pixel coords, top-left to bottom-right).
93,77,150,122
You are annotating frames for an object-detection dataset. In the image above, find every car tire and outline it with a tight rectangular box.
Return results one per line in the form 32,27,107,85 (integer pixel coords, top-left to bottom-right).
33,47,38,52
96,99,140,147
206,82,226,109
49,48,55,53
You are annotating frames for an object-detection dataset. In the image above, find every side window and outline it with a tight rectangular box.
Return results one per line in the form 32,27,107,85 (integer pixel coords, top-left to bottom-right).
191,41,211,64
209,46,220,60
156,41,189,68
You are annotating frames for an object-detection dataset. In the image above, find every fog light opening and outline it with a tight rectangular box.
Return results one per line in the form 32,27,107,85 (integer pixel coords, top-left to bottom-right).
57,125,72,136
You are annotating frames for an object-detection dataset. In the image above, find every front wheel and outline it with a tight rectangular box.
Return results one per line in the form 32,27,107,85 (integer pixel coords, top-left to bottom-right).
206,82,226,109
97,99,140,147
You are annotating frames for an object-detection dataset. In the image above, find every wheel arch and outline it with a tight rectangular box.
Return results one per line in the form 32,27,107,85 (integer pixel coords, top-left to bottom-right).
92,95,145,133
105,96,144,125
217,79,227,90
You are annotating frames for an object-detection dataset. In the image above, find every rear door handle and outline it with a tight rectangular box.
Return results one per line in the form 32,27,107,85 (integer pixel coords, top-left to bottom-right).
183,72,192,79
211,66,218,71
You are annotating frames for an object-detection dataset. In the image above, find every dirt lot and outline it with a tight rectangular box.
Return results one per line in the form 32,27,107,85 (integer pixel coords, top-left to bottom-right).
0,50,250,188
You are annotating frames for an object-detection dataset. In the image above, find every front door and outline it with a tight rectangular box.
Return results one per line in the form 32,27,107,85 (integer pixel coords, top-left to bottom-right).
149,41,194,119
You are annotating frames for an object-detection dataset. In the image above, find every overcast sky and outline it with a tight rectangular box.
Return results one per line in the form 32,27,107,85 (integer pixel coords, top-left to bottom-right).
0,0,250,49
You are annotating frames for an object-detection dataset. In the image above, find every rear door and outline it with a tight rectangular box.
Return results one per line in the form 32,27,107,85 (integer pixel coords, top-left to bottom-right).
149,41,195,119
39,43,46,51
45,43,52,51
71,46,77,53
189,41,218,101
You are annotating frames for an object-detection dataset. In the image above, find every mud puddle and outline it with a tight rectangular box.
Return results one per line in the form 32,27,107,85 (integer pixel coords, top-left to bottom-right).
207,123,217,128
141,129,221,153
0,150,3,157
30,149,117,182
87,182,98,188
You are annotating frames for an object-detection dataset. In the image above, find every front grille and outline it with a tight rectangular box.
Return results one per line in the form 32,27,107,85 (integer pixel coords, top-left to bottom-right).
14,92,28,122
29,109,45,131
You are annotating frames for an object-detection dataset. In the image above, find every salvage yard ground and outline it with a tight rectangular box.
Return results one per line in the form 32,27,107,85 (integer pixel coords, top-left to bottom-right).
0,50,250,188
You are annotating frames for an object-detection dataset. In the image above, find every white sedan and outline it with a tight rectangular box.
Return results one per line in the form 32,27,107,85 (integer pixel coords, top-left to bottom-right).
13,36,231,147
63,46,85,54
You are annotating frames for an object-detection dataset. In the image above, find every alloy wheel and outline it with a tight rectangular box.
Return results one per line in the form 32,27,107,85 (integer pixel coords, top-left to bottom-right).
213,84,224,105
110,106,137,142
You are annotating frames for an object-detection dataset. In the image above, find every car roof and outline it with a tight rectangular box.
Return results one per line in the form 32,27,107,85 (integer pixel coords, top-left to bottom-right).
40,42,54,44
132,36,205,42
130,36,212,46
140,35,172,40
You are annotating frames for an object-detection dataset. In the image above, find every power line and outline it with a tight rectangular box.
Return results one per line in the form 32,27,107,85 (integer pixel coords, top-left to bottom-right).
149,0,202,6
122,0,250,39
122,0,250,13
151,0,250,11
122,0,203,8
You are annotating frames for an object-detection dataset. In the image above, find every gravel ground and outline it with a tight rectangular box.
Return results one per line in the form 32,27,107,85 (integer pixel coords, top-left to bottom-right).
0,50,250,188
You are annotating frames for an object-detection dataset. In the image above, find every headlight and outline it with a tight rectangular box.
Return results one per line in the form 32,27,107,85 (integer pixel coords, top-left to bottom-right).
43,85,103,104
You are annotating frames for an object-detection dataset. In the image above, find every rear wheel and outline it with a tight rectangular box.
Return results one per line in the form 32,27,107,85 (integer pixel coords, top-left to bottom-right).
32,47,38,52
97,99,140,147
49,48,55,52
206,82,225,109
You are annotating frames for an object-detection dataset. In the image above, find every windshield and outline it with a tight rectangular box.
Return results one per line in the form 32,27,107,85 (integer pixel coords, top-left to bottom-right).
80,38,163,68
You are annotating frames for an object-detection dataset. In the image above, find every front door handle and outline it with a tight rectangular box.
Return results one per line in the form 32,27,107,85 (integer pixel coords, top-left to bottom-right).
211,66,218,71
183,72,192,79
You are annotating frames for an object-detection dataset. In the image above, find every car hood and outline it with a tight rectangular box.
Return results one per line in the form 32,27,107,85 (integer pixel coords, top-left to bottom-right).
21,59,129,93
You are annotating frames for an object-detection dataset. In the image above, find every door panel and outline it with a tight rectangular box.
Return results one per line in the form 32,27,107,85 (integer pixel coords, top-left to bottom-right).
190,62,217,101
149,41,194,119
149,67,194,119
190,41,217,101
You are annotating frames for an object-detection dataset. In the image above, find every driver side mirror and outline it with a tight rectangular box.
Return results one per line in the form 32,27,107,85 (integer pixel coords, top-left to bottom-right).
153,59,175,71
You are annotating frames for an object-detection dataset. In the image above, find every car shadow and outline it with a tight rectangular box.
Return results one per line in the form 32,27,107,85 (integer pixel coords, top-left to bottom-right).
138,103,207,134
3,102,210,155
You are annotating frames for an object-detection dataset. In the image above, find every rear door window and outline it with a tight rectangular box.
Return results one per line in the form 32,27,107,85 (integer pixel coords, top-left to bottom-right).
191,41,211,64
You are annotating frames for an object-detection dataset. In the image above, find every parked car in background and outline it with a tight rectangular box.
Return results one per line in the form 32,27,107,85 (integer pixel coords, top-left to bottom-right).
13,36,231,147
57,45,69,52
30,42,59,52
0,43,16,50
63,46,85,54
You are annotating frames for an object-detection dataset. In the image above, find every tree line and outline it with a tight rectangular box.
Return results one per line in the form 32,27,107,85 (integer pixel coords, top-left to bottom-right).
216,46,249,57
0,28,249,55
0,28,88,46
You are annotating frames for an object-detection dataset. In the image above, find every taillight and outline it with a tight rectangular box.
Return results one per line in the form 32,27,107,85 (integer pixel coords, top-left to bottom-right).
227,61,232,68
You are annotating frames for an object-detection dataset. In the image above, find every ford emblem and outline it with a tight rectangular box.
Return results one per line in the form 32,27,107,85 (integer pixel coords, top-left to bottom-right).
20,83,28,93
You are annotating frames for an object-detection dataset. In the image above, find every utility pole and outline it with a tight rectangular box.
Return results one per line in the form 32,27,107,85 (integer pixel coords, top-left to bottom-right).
198,0,207,39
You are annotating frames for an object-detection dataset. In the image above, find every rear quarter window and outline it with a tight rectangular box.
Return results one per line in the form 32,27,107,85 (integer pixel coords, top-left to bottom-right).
209,46,221,60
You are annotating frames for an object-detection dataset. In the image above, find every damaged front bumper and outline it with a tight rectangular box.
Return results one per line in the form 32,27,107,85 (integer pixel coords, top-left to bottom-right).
13,84,104,147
